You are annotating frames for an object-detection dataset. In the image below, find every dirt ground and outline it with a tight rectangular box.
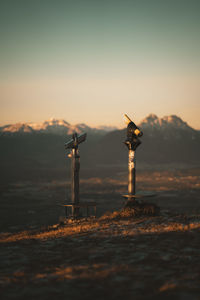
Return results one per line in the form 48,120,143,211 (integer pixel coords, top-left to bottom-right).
0,168,200,299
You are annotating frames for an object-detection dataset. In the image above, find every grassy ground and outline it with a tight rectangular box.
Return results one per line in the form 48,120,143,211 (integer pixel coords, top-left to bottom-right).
0,168,200,299
0,213,200,300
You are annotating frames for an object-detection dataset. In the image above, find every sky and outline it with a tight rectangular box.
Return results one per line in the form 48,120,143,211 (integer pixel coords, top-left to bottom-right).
0,0,200,129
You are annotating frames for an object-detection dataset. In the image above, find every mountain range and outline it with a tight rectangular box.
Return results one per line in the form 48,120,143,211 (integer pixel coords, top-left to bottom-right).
93,114,200,166
0,118,117,135
0,114,198,137
0,114,199,183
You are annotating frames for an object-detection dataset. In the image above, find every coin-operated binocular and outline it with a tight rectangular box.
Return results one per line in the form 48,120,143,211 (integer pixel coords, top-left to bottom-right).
124,114,143,202
124,114,143,151
123,114,159,214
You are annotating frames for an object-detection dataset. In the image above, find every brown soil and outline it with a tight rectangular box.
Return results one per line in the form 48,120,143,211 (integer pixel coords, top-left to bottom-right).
0,169,200,299
0,213,200,300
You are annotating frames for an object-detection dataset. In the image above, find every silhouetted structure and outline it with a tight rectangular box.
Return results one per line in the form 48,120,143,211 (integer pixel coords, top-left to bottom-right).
64,132,96,218
123,114,143,203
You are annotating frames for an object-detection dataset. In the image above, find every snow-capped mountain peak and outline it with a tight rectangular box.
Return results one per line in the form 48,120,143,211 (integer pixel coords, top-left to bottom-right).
139,114,160,127
139,114,192,131
162,115,189,129
0,119,116,135
1,123,34,133
30,119,70,130
0,115,195,136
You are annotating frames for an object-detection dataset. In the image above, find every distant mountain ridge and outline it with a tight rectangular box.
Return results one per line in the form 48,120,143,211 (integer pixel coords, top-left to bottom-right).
92,113,200,166
0,114,200,183
0,118,117,136
139,114,195,132
137,114,198,140
0,114,197,135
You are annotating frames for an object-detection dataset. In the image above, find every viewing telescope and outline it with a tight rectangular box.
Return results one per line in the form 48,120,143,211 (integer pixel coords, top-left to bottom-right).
63,131,97,218
123,114,159,213
65,133,87,150
123,114,143,201
124,114,143,138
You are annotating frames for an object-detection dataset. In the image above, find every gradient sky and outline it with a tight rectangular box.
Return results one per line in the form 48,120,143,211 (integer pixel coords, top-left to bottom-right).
0,0,200,128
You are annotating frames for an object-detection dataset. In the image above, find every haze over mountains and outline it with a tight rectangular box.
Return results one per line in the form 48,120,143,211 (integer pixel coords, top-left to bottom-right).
0,114,198,136
0,114,199,183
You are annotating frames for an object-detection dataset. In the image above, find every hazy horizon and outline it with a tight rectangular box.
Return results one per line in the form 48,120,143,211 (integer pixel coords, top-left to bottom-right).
1,0,200,129
1,112,199,131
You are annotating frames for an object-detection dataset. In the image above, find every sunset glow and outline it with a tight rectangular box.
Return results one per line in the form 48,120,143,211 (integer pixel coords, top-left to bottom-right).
0,0,200,128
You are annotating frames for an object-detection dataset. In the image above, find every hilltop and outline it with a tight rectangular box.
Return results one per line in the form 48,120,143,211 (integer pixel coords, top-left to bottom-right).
1,211,200,300
0,130,200,299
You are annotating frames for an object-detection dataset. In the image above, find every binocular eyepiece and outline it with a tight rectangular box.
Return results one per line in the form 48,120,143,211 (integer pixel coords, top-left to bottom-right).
124,114,143,138
127,121,143,137
124,114,143,151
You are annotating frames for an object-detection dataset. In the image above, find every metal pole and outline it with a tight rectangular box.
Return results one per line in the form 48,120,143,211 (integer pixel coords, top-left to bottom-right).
65,132,87,218
123,114,143,204
71,148,80,216
128,149,136,196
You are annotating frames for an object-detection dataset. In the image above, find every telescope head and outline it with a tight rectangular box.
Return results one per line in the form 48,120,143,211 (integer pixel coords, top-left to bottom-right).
65,132,87,150
124,114,143,138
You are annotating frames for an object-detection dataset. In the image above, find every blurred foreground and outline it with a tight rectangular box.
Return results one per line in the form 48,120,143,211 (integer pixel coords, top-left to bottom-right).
0,168,200,232
0,168,200,299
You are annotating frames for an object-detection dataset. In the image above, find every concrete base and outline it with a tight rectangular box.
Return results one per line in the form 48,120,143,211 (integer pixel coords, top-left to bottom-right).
124,200,160,216
123,192,156,200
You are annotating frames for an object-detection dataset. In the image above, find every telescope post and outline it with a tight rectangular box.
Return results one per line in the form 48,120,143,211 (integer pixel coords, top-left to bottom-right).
123,114,159,215
128,148,136,198
123,114,143,205
71,147,80,216
65,132,87,218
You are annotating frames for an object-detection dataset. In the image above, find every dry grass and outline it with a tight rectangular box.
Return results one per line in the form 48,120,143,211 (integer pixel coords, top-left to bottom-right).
159,282,177,292
1,211,200,300
1,212,200,244
1,169,200,299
